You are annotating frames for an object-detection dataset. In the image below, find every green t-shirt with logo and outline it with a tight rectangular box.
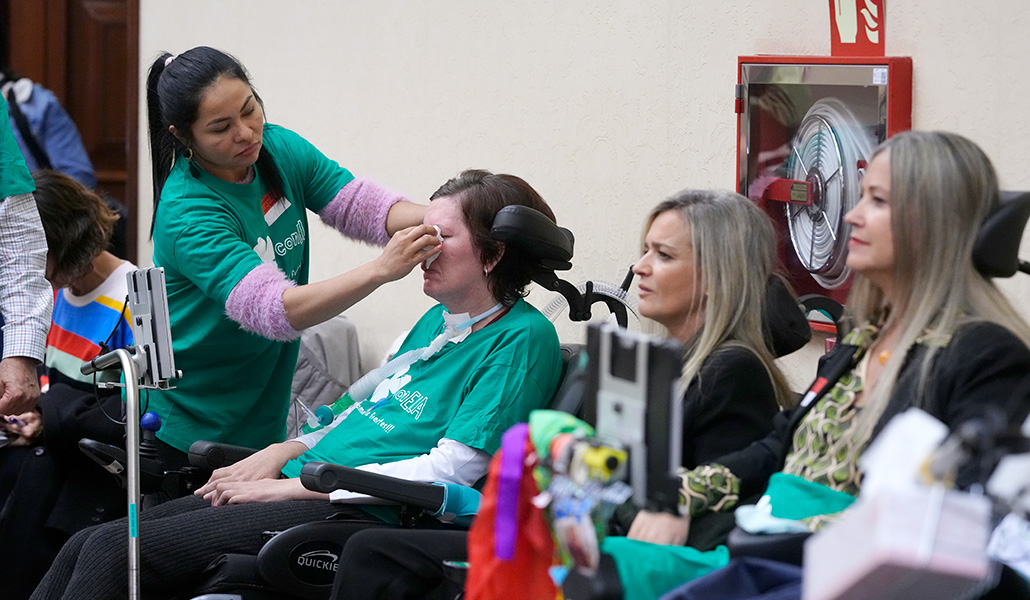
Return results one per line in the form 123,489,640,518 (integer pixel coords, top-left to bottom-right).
150,124,355,451
1,98,35,197
281,299,562,478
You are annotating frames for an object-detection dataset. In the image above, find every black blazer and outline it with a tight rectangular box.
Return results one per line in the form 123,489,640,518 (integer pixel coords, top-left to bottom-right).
718,321,1030,501
681,345,780,470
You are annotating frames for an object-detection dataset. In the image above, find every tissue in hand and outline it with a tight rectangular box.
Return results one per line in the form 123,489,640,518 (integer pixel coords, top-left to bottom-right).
424,225,443,268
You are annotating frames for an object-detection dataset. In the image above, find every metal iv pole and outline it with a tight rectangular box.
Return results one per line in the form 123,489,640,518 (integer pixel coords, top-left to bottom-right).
80,268,180,600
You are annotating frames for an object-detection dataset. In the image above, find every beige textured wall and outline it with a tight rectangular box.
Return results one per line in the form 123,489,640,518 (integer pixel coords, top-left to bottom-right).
139,1,1030,383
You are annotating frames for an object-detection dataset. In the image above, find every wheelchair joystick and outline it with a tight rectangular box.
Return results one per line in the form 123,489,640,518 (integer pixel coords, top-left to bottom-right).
139,412,162,461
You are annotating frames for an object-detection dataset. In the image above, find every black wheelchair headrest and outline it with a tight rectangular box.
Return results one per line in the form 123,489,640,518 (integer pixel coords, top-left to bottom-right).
973,191,1030,278
764,276,813,358
490,205,574,271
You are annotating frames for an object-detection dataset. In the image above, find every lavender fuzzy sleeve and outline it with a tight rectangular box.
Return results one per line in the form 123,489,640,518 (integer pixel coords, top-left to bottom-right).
318,176,409,246
225,263,302,342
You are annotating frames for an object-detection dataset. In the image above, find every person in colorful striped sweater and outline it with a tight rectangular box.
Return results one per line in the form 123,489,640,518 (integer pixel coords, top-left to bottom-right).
36,171,135,392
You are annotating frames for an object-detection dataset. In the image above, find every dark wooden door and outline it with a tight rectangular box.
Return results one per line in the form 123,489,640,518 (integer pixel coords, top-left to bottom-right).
4,0,140,263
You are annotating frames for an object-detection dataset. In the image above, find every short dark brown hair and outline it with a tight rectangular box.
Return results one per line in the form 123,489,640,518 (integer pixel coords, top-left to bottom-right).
32,169,118,282
430,170,556,306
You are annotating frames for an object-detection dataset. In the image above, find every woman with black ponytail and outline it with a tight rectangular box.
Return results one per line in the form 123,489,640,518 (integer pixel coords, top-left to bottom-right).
144,47,439,463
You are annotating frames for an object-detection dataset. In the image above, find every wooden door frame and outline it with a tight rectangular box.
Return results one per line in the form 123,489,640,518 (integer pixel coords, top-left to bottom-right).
4,0,140,264
126,0,139,262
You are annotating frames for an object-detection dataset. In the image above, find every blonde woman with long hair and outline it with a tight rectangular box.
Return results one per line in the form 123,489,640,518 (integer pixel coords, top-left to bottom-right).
622,189,801,551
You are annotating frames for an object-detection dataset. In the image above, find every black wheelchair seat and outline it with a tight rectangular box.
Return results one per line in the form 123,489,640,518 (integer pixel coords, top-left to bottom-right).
725,528,811,567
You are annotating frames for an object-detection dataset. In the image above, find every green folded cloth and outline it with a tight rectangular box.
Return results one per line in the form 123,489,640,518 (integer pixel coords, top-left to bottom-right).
600,537,730,600
762,472,856,521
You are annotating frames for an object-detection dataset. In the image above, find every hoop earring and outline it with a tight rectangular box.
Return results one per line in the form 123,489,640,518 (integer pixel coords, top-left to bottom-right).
184,147,194,161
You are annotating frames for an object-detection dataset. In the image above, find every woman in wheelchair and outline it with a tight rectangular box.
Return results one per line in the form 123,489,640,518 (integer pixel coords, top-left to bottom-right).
641,131,1030,596
29,170,564,600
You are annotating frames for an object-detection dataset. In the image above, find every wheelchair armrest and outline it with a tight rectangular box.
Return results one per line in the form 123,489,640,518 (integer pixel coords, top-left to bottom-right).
725,527,811,567
300,461,446,513
78,438,166,491
187,440,258,470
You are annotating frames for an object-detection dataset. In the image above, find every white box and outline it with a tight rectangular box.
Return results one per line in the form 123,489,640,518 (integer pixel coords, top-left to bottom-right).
803,488,992,600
